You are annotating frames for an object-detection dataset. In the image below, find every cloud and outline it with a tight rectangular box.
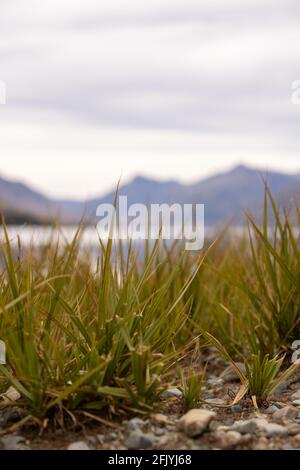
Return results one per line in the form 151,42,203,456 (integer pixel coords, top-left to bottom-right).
0,0,299,196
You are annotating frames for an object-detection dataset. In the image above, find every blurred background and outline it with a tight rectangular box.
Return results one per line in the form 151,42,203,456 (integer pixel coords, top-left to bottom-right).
0,0,299,226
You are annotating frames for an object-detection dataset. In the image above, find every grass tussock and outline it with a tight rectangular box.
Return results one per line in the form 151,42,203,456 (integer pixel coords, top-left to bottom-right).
0,187,300,426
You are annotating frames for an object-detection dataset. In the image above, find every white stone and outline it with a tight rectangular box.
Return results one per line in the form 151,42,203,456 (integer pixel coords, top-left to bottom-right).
215,430,242,450
2,386,21,403
178,409,216,437
162,388,183,399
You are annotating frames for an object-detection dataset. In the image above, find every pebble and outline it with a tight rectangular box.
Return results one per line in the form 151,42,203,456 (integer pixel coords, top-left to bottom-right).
127,418,145,431
125,431,155,450
292,390,300,400
273,402,286,409
150,413,171,425
292,400,300,407
214,430,242,450
273,406,299,421
287,424,300,436
209,420,220,432
228,405,243,413
265,405,280,415
178,409,216,438
68,442,91,451
260,423,288,437
2,387,21,404
253,436,269,450
161,388,183,399
0,435,30,451
231,419,258,435
230,417,287,437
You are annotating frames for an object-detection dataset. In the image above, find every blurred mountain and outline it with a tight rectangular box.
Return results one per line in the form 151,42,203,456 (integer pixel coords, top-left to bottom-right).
0,165,299,225
85,165,300,224
0,175,82,224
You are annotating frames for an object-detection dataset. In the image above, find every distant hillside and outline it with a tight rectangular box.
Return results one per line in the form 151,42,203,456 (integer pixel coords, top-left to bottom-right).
85,165,300,225
0,165,299,225
0,175,82,224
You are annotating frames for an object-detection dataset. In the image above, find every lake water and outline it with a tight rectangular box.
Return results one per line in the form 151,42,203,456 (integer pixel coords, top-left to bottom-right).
0,225,240,248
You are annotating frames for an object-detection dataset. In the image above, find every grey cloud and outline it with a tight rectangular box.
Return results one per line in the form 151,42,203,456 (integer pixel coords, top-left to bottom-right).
0,0,300,148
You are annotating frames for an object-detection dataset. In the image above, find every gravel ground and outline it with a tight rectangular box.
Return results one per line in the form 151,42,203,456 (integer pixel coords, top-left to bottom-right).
1,366,300,451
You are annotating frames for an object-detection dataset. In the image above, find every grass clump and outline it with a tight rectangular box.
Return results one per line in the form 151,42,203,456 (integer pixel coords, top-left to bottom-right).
0,185,299,427
179,366,205,411
0,225,205,420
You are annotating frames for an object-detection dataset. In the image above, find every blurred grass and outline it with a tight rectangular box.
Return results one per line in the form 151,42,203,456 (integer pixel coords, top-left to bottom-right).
0,186,299,424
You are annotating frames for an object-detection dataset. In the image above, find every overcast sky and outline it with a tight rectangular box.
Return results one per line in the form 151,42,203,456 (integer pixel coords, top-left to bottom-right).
0,0,299,199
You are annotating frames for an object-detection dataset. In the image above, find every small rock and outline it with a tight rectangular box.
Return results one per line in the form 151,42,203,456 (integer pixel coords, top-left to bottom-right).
161,388,183,399
158,433,182,447
292,400,300,407
178,409,216,438
220,363,245,383
253,436,269,450
214,431,242,450
294,434,300,442
228,404,243,413
125,431,155,450
261,422,288,437
231,419,258,435
265,405,279,415
0,435,30,451
216,425,230,432
127,418,145,431
150,413,172,426
287,424,300,436
273,402,286,409
272,382,289,397
245,417,286,437
240,434,253,444
274,406,299,421
68,442,90,451
292,390,300,400
2,387,21,404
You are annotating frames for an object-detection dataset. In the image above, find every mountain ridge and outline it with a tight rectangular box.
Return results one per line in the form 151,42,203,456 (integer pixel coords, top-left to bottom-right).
0,165,299,225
